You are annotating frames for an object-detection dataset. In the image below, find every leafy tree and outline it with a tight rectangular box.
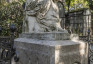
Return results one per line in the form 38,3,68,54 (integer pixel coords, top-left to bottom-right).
65,0,89,12
0,1,24,37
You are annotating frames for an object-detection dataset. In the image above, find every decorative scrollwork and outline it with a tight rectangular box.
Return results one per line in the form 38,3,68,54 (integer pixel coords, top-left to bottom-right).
89,54,93,62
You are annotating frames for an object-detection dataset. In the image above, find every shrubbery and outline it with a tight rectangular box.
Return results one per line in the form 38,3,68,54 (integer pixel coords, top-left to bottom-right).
0,2,24,37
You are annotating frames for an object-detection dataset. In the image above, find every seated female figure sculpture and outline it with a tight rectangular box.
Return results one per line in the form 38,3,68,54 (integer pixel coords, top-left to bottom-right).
23,0,67,33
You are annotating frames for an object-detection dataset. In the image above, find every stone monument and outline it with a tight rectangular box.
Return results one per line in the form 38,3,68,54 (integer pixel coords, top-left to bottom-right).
14,0,88,64
23,0,67,33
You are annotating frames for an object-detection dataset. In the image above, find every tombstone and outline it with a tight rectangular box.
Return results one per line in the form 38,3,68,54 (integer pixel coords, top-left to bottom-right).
14,0,88,64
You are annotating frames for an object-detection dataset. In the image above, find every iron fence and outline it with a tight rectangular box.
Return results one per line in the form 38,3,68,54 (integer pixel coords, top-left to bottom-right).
61,13,93,64
61,13,93,36
0,23,19,64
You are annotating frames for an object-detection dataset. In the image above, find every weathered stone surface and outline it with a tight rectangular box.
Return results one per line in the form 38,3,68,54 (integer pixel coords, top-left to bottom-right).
14,38,88,64
15,0,88,64
23,0,67,33
19,32,70,40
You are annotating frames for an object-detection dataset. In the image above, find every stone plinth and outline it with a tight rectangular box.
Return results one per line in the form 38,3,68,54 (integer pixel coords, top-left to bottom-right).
19,32,70,40
14,38,88,64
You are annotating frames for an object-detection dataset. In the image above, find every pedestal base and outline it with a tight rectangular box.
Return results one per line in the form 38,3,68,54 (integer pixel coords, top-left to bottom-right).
19,32,70,40
14,38,88,64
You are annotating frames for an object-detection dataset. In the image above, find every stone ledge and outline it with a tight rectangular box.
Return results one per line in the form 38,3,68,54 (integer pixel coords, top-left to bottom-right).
15,38,86,46
19,32,70,40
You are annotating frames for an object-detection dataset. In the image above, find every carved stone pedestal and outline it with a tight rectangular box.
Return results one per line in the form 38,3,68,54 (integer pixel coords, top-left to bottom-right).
14,33,88,64
19,32,69,40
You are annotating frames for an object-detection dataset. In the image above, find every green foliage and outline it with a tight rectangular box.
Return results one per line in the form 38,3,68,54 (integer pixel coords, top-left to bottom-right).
0,1,24,37
65,0,89,12
88,0,93,10
88,0,93,5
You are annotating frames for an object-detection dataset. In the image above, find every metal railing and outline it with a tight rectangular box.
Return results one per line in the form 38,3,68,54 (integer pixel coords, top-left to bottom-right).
0,23,19,64
61,13,93,36
61,13,93,64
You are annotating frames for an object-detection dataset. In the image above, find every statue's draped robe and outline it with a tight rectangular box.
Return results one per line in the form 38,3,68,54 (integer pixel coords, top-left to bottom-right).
23,0,65,33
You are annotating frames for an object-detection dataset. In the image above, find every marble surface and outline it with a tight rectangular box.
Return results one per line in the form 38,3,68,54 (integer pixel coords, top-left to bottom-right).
19,32,69,40
23,0,67,33
14,38,88,64
15,38,86,46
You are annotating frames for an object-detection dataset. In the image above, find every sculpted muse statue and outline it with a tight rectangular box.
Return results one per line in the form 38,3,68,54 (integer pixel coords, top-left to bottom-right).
23,0,67,33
